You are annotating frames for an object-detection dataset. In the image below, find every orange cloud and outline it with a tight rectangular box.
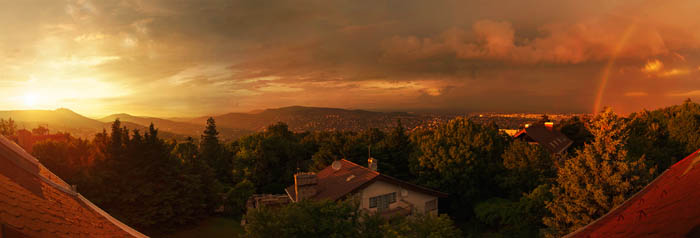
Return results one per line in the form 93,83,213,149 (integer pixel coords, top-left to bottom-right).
660,68,690,77
640,59,693,77
668,90,700,97
382,14,694,64
624,91,648,97
642,59,663,73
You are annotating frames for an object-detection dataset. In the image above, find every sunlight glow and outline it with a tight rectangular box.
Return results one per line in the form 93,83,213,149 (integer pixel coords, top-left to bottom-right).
1,75,134,117
23,93,39,107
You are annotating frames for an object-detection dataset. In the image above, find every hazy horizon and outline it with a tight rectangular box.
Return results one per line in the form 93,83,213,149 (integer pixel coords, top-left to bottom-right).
1,104,595,120
2,0,700,117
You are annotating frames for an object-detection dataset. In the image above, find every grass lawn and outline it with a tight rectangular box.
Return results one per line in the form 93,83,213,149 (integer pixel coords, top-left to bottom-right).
161,217,244,238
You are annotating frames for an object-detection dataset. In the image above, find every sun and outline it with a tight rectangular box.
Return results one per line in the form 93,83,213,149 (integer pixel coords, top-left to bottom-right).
23,93,39,107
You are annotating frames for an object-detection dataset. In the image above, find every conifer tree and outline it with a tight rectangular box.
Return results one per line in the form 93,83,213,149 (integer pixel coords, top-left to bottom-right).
543,108,653,237
200,117,233,184
382,119,412,180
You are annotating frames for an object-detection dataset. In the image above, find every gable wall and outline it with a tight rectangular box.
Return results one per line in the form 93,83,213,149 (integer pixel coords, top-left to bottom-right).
359,180,438,215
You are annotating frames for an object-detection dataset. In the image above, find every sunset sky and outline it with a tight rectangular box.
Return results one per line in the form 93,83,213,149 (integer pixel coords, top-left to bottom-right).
2,0,700,117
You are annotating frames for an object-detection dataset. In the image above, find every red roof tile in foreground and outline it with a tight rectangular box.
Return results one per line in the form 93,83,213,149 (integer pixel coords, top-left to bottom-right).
0,135,148,238
286,159,446,201
565,149,700,238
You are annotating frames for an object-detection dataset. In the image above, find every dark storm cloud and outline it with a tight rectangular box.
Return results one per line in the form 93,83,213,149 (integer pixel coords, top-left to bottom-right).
2,0,700,116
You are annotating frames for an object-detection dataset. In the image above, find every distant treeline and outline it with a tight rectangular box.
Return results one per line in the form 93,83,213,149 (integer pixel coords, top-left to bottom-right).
2,99,699,237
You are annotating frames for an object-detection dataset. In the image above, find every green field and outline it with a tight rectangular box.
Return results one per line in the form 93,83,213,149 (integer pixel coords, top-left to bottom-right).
162,217,244,238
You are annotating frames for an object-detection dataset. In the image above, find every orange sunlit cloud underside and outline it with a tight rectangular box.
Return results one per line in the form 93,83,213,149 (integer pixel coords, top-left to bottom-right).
2,0,700,117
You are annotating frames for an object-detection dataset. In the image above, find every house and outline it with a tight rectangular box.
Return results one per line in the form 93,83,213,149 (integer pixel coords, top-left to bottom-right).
513,122,573,154
285,158,447,217
564,149,700,238
0,135,148,238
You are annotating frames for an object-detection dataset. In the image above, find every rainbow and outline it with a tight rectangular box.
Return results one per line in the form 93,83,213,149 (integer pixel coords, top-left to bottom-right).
592,24,638,114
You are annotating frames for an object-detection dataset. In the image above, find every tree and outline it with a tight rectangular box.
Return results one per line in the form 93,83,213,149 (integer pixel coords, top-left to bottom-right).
32,126,49,136
411,117,509,219
235,122,310,193
0,118,16,136
475,185,552,238
627,109,684,172
32,137,94,184
667,99,700,155
501,140,555,197
174,137,221,218
382,214,462,238
380,120,414,181
304,131,367,171
81,121,214,233
200,117,234,185
556,116,593,154
224,179,255,217
543,108,654,237
243,200,361,238
243,199,462,238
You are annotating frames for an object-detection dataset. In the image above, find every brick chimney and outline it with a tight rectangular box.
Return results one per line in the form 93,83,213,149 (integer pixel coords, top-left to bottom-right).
544,122,554,131
294,172,318,202
368,158,378,172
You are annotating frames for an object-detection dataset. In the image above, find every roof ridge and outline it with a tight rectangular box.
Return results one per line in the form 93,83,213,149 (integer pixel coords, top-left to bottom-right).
0,135,73,191
0,135,149,238
340,158,380,175
339,158,446,197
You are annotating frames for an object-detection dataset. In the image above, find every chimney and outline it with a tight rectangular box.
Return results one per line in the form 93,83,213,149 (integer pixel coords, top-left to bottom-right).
544,122,554,131
294,172,318,202
368,158,378,172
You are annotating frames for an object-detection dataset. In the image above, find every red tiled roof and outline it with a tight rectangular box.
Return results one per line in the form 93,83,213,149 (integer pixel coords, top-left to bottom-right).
514,124,573,154
0,135,148,238
564,149,700,238
286,159,446,201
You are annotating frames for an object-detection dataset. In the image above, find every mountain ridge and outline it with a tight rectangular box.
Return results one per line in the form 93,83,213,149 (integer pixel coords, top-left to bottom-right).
0,106,441,140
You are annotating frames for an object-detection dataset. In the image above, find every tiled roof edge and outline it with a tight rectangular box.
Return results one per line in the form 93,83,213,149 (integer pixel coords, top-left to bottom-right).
338,159,447,198
0,136,149,238
77,194,149,238
562,149,700,238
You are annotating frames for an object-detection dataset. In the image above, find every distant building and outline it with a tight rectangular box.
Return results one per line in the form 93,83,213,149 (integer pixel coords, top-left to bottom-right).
0,135,148,238
513,122,573,154
285,158,447,217
564,149,700,238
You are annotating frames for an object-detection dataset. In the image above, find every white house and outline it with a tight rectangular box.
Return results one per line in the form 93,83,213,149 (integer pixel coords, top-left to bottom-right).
285,158,447,217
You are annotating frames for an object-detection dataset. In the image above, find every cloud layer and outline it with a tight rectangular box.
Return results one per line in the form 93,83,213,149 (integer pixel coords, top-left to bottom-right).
1,0,700,116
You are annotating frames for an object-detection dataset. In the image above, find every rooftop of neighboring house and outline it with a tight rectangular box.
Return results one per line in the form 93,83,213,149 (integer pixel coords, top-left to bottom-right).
285,159,446,202
513,122,573,154
564,148,700,238
0,135,148,238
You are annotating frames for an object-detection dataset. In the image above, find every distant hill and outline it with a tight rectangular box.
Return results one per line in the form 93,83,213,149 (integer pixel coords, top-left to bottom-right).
0,106,578,141
100,106,436,139
99,113,251,140
186,106,427,132
0,108,104,129
0,109,189,140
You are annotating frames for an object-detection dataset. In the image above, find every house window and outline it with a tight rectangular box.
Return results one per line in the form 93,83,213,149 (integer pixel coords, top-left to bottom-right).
369,197,377,208
369,192,397,211
425,199,438,213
